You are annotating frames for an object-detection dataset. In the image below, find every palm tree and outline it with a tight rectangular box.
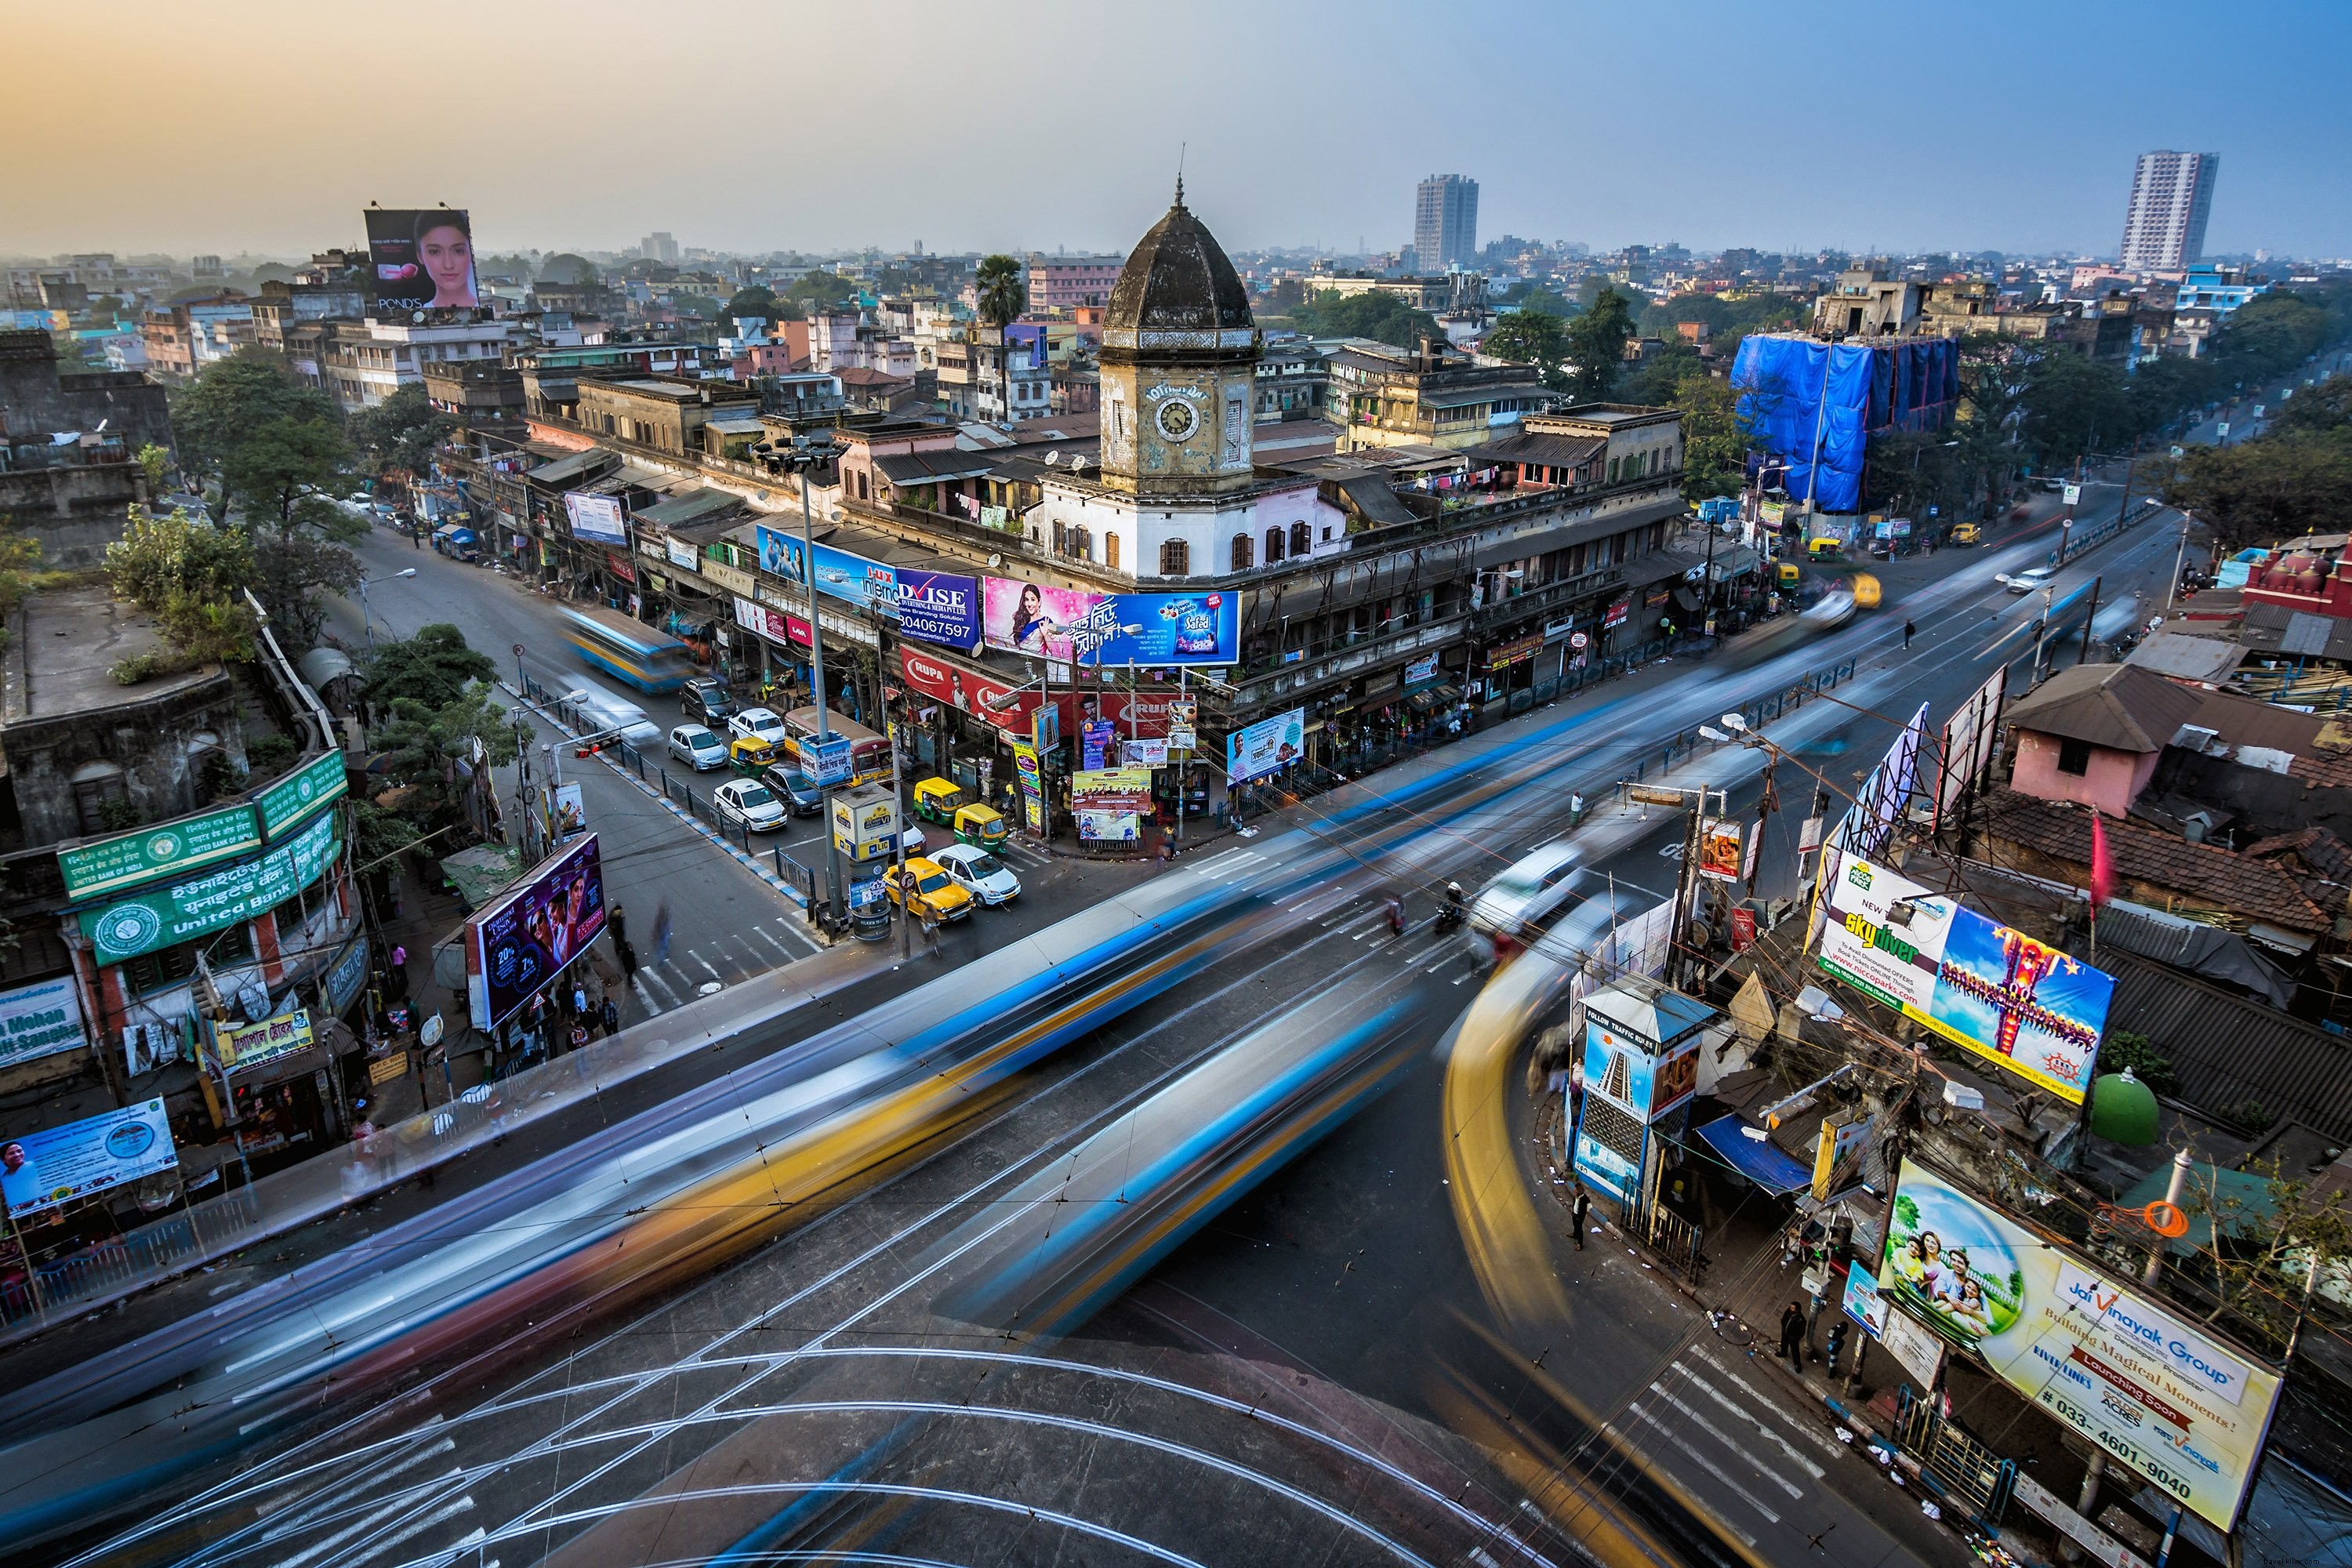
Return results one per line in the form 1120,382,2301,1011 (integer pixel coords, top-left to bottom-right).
975,255,1026,421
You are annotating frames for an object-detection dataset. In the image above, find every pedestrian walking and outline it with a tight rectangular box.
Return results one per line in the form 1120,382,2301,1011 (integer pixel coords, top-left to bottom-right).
1779,1301,1808,1377
920,907,941,957
571,982,589,1019
1570,1186,1590,1250
600,995,620,1037
1903,619,1916,650
619,938,640,989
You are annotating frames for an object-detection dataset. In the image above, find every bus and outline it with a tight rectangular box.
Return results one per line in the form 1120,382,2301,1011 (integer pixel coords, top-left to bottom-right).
780,707,892,786
557,606,699,695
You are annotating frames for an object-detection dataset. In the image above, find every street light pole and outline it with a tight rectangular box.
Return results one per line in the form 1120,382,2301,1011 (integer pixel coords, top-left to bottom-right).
789,444,845,932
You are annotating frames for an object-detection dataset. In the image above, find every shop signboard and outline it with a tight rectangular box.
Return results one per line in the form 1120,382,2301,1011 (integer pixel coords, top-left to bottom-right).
1403,653,1441,690
665,537,699,571
894,568,982,652
564,492,627,546
61,804,262,901
1011,740,1045,834
1817,848,2112,1102
1602,596,1631,629
255,750,347,840
1226,708,1305,785
1485,634,1543,671
1123,739,1169,768
80,810,343,965
463,833,608,1032
214,1008,314,1073
1883,1158,2282,1530
1697,818,1744,882
898,646,1029,733
1,1099,177,1218
0,977,88,1069
322,935,370,1016
732,595,810,650
1073,767,1151,842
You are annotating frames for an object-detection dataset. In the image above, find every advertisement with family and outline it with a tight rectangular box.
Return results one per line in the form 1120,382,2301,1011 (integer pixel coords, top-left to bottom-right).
1882,1159,2281,1530
1817,848,2113,1102
467,834,608,1029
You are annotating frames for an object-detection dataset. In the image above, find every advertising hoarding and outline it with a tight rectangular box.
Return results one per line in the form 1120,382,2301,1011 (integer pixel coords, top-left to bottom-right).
1011,741,1045,833
0,977,88,1069
754,526,899,614
1936,669,2007,830
732,595,810,650
322,935,370,1016
894,568,982,651
256,750,347,839
1123,739,1169,768
1840,701,1929,858
1697,818,1744,882
1,1099,177,1218
1073,767,1152,842
60,804,262,901
213,1009,314,1073
1817,848,2113,1102
1091,592,1238,666
465,834,608,1030
985,577,1095,662
1227,709,1305,785
80,810,343,965
364,208,478,311
1884,1159,2282,1530
1582,1018,1699,1124
564,492,628,546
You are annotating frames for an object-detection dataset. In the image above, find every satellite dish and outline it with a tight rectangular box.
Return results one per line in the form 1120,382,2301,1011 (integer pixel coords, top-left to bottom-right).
987,554,1003,568
412,310,426,324
1043,452,1061,466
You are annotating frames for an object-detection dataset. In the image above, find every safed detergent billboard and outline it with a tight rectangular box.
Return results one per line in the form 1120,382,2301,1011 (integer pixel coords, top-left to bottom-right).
1817,848,2112,1102
365,208,479,312
466,834,607,1030
1885,1160,2283,1531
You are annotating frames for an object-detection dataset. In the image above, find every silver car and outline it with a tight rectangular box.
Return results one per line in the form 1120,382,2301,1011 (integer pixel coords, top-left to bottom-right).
669,724,728,771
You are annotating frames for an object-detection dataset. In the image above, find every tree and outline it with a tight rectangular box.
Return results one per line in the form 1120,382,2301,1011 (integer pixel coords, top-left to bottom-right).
2016,347,2130,469
102,506,261,680
721,285,781,325
1290,290,1443,350
1618,340,1706,408
1561,285,1635,403
2183,1153,2351,1356
371,683,521,821
1671,374,1752,502
975,255,1026,328
1482,310,1566,388
1499,281,1573,317
169,348,317,522
347,383,454,482
784,270,859,312
537,253,597,285
365,623,495,713
2165,430,2352,556
2272,372,2352,437
133,441,172,495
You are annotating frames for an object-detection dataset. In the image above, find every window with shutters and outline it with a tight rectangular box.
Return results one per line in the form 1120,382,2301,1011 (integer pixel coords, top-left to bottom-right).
1263,527,1284,564
1230,534,1253,572
1105,532,1120,570
1160,539,1189,576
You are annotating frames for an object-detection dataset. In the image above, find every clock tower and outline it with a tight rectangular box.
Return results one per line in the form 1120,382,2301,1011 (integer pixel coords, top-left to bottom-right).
1098,180,1261,499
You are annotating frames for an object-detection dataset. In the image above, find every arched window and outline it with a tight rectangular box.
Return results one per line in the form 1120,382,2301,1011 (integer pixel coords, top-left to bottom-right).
1160,539,1189,576
1105,532,1120,570
1069,527,1092,562
1264,527,1285,564
1230,533,1254,572
1290,520,1311,557
71,761,128,836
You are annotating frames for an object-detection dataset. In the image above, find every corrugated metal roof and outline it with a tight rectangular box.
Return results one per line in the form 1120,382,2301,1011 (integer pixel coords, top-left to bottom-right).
2100,948,2352,1140
2124,631,2245,684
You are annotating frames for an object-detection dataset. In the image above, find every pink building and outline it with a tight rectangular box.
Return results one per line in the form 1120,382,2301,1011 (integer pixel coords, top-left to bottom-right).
2002,663,2200,818
1025,255,1124,314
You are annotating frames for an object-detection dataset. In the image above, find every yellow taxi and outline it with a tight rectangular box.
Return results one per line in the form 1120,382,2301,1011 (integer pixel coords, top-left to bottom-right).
886,855,975,922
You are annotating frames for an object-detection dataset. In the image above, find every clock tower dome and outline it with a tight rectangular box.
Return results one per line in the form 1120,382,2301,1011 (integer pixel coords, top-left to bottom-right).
1098,182,1261,499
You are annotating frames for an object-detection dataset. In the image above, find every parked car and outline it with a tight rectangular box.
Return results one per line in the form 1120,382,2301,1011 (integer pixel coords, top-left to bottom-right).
772,768,823,815
712,779,788,833
887,855,975,922
728,706,789,747
1999,565,2056,596
680,677,736,726
932,844,1019,906
668,724,728,771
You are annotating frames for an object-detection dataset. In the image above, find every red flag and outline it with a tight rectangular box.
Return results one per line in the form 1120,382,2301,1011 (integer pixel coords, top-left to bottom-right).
2089,810,2114,908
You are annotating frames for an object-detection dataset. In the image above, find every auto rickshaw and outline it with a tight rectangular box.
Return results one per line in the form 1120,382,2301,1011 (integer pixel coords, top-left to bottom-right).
953,802,1007,851
1775,561,1802,588
1806,536,1845,561
728,735,776,776
912,777,967,828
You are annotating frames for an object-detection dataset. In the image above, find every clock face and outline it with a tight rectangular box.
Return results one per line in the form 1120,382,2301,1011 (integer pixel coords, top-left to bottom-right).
1155,397,1199,442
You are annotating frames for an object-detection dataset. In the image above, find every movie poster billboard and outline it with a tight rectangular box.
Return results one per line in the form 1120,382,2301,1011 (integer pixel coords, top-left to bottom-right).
364,207,478,312
1697,818,1744,882
1073,767,1151,842
1227,708,1305,785
564,493,628,546
466,834,608,1030
894,568,981,651
1884,1160,2283,1531
1,1100,177,1218
1817,848,2112,1102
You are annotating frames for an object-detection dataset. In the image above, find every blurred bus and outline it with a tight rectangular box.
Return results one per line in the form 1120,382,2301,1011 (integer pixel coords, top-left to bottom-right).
558,606,698,695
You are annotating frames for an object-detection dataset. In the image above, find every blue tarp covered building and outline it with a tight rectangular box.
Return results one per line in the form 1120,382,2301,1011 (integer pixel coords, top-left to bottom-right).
1731,334,1959,515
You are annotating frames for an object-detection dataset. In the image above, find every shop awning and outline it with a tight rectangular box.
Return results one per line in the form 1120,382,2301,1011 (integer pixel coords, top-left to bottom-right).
1694,1112,1814,1196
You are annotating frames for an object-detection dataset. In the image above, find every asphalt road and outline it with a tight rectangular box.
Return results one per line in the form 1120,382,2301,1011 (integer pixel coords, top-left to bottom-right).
13,501,2190,1568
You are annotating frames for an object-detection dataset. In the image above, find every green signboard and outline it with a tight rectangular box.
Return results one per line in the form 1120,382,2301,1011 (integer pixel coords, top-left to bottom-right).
79,810,343,965
256,750,347,839
58,805,262,902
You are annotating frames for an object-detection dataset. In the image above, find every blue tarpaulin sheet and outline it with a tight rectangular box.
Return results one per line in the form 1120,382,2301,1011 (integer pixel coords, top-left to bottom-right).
1693,1112,1814,1195
1732,335,1958,515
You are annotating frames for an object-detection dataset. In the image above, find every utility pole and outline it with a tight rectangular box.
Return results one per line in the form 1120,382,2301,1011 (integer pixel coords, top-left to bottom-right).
2163,509,2195,618
789,443,845,932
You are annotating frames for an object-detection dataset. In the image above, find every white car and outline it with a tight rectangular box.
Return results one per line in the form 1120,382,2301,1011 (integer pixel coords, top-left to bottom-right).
712,779,788,833
1469,842,1584,947
668,724,728,771
2000,565,2056,596
932,844,1019,906
728,706,789,747
898,822,927,855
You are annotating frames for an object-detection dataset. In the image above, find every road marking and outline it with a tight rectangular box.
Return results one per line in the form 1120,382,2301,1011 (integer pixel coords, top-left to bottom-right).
1693,1351,1842,1456
1644,1378,1806,1495
629,978,665,1014
745,924,798,960
685,947,724,982
1664,1362,1826,1478
639,968,686,1009
1619,1405,1780,1526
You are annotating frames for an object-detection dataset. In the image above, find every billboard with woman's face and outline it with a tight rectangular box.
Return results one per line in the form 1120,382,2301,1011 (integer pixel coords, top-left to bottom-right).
365,208,479,311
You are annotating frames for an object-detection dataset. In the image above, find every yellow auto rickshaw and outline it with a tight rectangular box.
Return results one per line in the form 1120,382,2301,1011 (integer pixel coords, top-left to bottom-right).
1806,536,1845,561
1775,561,1802,588
1852,572,1883,611
953,801,1007,850
912,777,967,828
728,735,776,776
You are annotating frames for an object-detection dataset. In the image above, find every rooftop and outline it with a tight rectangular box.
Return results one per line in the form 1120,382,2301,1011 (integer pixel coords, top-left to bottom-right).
2002,662,2204,753
3,584,223,725
1976,789,2330,932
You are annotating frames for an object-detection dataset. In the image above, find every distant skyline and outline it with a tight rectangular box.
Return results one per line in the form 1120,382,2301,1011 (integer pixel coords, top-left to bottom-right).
7,0,2350,263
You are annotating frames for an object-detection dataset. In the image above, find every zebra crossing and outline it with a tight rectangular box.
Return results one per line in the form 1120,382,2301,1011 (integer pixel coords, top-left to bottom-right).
1604,1346,1844,1545
629,913,822,1016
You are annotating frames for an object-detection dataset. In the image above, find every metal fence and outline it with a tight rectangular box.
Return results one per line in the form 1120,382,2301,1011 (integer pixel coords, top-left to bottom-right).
1645,1205,1706,1285
2,1185,263,1332
1894,1385,2016,1527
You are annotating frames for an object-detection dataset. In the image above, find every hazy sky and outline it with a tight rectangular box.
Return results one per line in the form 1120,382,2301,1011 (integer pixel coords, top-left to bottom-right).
9,0,2350,262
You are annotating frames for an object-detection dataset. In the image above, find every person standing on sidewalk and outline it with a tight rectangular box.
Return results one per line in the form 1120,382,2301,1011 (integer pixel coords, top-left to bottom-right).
599,994,620,1037
1779,1301,1808,1377
1570,1186,1590,1250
